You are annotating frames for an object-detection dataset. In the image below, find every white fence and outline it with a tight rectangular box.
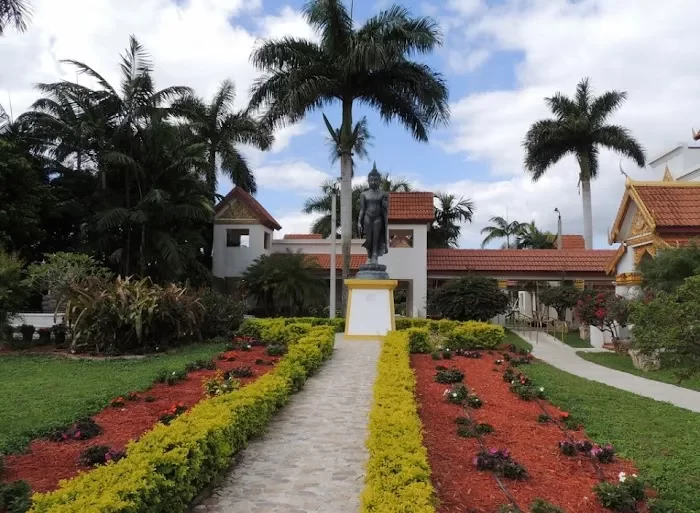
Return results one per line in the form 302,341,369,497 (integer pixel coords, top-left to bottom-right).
9,313,64,329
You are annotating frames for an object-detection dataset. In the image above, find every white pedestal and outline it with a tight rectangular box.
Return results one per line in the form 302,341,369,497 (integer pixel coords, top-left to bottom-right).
344,279,397,340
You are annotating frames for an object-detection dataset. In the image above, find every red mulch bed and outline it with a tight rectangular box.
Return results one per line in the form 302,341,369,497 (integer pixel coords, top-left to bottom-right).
2,346,277,493
412,350,642,513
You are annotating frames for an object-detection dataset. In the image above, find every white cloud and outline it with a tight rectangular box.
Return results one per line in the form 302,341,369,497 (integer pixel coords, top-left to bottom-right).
273,213,319,238
255,161,332,192
446,48,490,73
440,0,700,248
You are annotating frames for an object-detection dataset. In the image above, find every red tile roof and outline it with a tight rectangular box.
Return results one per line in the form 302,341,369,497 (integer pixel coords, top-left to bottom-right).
284,233,323,240
426,249,617,273
388,192,434,223
307,254,366,270
560,235,585,250
214,187,282,230
634,184,700,227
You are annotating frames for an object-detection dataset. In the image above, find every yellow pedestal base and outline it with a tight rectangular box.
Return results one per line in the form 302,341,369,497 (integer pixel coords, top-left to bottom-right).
344,279,398,340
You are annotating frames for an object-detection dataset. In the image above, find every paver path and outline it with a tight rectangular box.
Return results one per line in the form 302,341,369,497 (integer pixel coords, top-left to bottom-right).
196,335,380,513
515,330,700,413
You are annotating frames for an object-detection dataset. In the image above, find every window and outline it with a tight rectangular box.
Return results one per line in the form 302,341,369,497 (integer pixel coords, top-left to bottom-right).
264,232,271,250
389,229,414,248
226,228,250,247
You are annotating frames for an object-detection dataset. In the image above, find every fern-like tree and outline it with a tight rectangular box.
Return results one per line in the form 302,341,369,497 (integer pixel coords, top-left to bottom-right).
0,0,31,34
523,78,646,249
175,79,273,197
428,193,474,248
323,113,372,175
480,216,522,248
250,0,449,306
516,221,556,249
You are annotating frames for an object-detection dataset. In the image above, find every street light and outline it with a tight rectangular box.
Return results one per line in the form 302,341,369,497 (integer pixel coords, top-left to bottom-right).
554,208,562,250
329,182,339,319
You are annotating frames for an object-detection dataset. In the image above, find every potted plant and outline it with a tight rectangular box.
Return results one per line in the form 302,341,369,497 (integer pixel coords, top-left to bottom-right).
37,327,52,345
52,324,67,347
19,324,35,344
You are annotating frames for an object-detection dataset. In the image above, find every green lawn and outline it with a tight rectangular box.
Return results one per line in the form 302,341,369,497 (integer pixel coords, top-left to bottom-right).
0,341,227,454
577,351,700,393
552,329,592,348
505,331,700,513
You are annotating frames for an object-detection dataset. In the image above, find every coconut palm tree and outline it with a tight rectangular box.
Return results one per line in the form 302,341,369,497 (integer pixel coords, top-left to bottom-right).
249,0,449,305
480,216,522,248
174,79,273,197
323,113,372,175
0,0,31,34
303,173,411,237
523,78,645,249
428,193,474,248
515,221,556,249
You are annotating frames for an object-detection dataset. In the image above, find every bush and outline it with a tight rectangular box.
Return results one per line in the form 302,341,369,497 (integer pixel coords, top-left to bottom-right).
29,322,335,513
360,331,435,513
19,324,35,343
594,475,645,512
266,345,286,357
0,250,25,333
447,321,505,350
435,367,464,384
406,327,431,353
575,291,630,341
79,445,125,467
198,288,245,339
538,286,580,321
427,275,509,321
639,241,700,292
65,276,204,354
0,480,31,513
530,498,565,513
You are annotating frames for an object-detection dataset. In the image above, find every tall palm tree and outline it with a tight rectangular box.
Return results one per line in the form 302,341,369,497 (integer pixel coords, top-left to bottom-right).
523,78,645,249
516,221,556,249
323,113,372,175
480,216,522,248
250,0,449,306
174,79,273,197
428,193,474,248
0,0,31,34
303,173,411,237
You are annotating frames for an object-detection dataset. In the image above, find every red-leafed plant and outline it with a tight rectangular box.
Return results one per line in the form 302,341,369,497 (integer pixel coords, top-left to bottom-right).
159,402,187,425
575,291,630,341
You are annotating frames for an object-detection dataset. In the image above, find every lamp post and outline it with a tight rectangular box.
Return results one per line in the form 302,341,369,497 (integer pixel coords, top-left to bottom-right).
329,189,338,318
554,208,562,250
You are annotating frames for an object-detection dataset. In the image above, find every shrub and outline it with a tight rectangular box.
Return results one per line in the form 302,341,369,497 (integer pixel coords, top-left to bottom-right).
197,288,245,339
202,371,240,397
444,384,468,404
0,480,31,513
0,251,26,334
466,394,482,409
509,381,545,400
435,367,464,384
159,403,188,425
427,275,509,321
473,449,527,480
457,421,494,438
441,349,452,359
530,498,565,513
576,440,593,453
65,276,204,354
52,324,67,347
447,322,505,350
406,327,431,353
537,413,550,423
266,345,286,357
639,241,700,292
360,330,435,513
591,444,616,463
79,445,125,467
228,366,254,378
558,440,576,456
19,324,34,342
538,286,580,321
430,350,441,360
50,419,102,442
594,474,645,512
575,291,630,341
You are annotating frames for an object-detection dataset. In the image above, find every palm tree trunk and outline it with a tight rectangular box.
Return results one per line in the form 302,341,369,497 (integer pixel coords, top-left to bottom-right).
579,155,594,250
139,226,146,276
339,100,354,313
124,168,131,276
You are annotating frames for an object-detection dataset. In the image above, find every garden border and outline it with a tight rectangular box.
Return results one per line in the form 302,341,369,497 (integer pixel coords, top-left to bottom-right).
28,324,335,513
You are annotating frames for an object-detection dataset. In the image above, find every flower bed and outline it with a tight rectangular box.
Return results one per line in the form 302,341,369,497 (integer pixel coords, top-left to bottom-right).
2,346,275,493
17,324,334,513
412,348,642,513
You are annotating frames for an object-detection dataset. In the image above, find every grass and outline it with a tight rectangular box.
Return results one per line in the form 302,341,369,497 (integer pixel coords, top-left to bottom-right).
504,331,700,513
577,351,700,393
551,329,593,348
0,341,227,454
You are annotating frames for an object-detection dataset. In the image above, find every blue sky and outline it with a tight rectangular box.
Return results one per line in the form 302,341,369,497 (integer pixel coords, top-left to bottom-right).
4,0,699,248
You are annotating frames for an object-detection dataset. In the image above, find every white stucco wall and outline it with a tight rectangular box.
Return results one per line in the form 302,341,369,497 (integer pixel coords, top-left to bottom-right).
212,223,272,278
649,144,700,179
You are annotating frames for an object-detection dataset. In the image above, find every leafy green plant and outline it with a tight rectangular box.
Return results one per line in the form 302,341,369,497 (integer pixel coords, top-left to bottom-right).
537,413,550,423
19,324,34,343
0,479,31,513
197,288,245,339
530,498,565,513
594,474,645,512
435,367,464,384
444,384,468,404
538,286,580,321
158,402,188,425
427,275,509,321
441,349,452,359
473,448,527,480
50,418,102,442
228,366,254,378
406,328,431,353
202,371,240,397
558,440,576,456
0,251,25,333
430,350,441,360
466,394,483,409
79,445,125,467
639,242,700,292
266,345,286,357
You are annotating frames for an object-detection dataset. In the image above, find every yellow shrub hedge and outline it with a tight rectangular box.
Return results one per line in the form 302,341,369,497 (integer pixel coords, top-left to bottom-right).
361,331,436,513
447,321,505,349
29,323,335,513
239,317,344,341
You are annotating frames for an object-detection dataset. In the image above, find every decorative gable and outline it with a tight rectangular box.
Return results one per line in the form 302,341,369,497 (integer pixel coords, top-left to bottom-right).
213,187,282,230
662,166,674,182
215,198,259,224
629,209,652,240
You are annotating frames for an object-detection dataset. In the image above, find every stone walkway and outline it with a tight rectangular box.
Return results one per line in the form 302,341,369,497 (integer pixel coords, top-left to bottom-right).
195,335,380,513
514,330,700,413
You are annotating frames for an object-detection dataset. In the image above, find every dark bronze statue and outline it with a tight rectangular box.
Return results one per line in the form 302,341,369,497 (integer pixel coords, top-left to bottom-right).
357,164,389,266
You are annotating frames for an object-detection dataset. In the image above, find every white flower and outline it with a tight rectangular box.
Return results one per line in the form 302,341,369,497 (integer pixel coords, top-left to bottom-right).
618,472,627,482
452,392,458,398
632,474,638,478
511,380,516,384
539,387,545,392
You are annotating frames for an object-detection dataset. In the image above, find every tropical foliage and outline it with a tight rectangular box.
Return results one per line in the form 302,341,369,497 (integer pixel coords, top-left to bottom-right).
250,0,449,292
0,0,31,34
323,113,372,173
537,286,580,320
516,221,556,249
631,275,700,381
0,250,25,330
428,193,474,249
639,242,700,292
481,216,522,248
242,251,327,317
428,275,509,321
523,78,645,249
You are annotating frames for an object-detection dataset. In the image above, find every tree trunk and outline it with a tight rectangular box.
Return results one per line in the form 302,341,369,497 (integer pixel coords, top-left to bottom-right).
124,168,131,276
579,153,593,249
204,150,217,267
139,225,146,277
339,100,354,314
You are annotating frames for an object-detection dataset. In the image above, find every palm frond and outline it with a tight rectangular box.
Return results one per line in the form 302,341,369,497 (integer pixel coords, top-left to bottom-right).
61,60,118,97
302,0,353,54
0,0,32,34
590,90,627,124
594,124,646,167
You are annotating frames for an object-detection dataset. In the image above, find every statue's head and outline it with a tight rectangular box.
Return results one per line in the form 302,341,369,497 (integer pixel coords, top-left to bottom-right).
368,162,381,190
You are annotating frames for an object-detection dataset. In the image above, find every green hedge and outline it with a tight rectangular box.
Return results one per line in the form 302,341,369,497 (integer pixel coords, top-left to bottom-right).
361,331,435,512
29,324,335,513
239,317,344,341
446,321,505,350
